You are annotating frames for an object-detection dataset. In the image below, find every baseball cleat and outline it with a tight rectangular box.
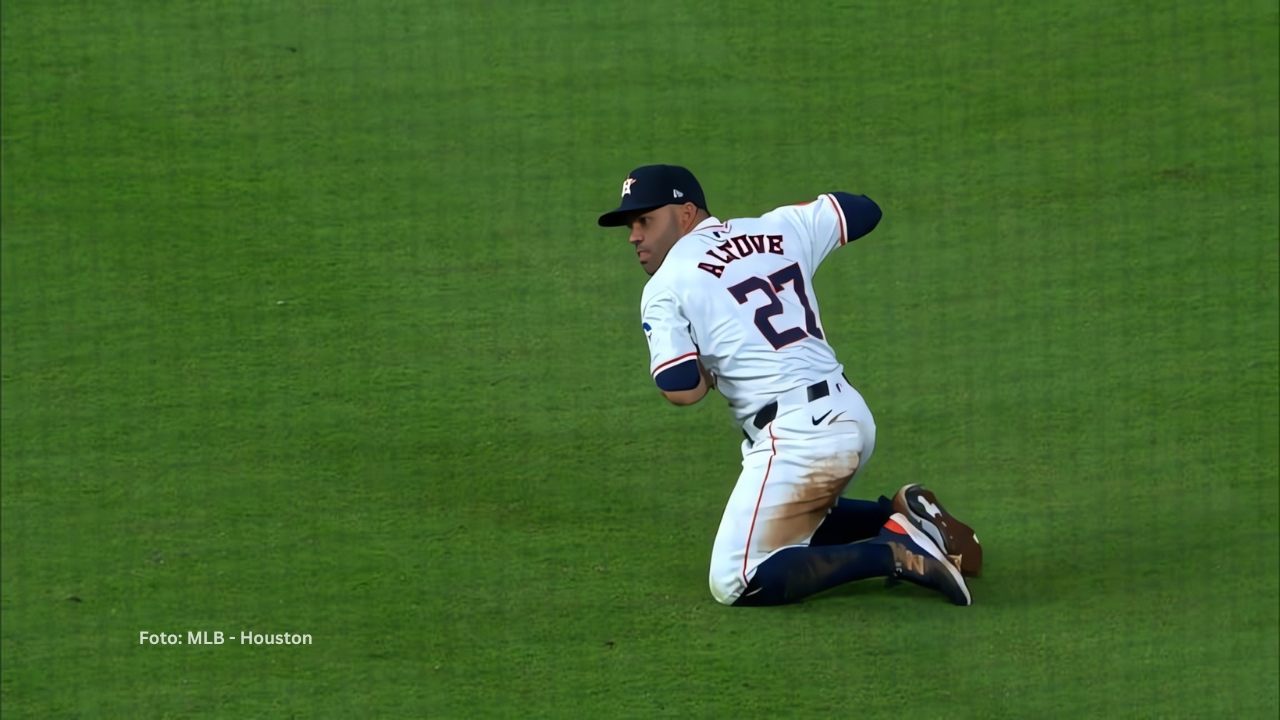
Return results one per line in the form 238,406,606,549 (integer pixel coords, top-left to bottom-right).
879,513,972,606
892,484,983,577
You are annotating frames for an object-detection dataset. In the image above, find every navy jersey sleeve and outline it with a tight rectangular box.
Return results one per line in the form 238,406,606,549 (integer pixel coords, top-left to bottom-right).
829,192,882,244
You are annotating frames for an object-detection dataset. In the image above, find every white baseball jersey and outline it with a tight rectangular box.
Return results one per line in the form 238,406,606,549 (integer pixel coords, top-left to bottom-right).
641,195,853,423
637,192,883,605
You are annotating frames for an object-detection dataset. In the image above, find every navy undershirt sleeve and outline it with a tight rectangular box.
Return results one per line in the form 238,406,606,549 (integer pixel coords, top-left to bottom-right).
655,358,702,392
830,192,882,242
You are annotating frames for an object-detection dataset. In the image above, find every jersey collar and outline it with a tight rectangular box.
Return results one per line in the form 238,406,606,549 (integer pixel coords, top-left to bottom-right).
690,216,725,234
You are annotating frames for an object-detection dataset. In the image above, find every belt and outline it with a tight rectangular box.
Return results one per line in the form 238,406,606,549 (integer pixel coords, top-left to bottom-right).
742,379,836,442
752,380,830,430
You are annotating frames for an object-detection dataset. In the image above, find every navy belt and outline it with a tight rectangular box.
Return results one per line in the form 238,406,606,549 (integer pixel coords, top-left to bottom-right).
749,380,831,433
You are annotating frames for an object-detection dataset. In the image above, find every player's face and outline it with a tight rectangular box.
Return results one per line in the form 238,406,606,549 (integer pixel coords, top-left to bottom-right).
627,205,688,275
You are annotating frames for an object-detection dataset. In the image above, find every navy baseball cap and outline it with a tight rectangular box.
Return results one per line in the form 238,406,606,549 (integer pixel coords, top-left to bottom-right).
597,164,708,227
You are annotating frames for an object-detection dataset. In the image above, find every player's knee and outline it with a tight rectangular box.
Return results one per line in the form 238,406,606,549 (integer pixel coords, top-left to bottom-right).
708,571,743,606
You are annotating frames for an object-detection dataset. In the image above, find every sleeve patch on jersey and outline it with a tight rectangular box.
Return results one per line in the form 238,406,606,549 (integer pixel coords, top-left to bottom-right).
654,358,701,392
830,192,882,244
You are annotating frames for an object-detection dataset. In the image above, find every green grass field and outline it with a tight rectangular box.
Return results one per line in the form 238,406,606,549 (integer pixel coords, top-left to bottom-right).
2,1,1277,717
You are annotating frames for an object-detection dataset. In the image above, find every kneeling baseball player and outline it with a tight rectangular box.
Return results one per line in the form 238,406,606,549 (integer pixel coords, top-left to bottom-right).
599,165,983,606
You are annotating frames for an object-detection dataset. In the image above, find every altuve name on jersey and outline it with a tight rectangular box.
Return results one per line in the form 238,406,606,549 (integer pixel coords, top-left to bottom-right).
697,234,786,278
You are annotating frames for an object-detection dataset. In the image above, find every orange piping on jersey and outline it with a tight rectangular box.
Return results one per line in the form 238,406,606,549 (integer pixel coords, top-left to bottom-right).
742,426,778,589
651,351,698,377
824,193,847,246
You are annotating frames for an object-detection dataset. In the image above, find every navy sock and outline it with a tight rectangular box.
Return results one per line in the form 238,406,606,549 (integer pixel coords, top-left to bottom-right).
810,496,894,546
733,540,894,606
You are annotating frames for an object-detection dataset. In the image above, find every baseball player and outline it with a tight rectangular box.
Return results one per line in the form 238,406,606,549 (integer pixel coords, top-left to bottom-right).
599,165,983,606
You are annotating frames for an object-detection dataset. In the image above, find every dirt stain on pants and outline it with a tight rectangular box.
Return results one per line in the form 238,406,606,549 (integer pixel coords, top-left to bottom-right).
761,452,861,551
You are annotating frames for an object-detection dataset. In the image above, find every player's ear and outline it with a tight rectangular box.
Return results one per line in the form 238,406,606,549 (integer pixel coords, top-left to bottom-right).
679,202,699,229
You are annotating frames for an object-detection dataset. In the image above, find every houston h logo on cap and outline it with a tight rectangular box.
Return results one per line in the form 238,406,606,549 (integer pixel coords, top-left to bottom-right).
598,165,709,227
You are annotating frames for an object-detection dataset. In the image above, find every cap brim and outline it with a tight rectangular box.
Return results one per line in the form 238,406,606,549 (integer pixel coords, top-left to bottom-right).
598,203,664,228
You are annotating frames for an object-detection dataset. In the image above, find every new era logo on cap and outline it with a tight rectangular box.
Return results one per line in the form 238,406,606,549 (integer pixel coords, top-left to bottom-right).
597,164,708,227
